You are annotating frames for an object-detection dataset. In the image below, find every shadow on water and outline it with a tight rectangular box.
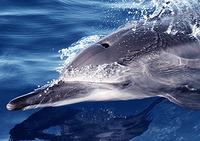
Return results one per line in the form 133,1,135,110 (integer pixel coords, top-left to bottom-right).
9,98,163,141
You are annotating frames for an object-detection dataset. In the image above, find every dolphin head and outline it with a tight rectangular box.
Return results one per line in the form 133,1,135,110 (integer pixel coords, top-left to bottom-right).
68,24,159,68
5,23,167,111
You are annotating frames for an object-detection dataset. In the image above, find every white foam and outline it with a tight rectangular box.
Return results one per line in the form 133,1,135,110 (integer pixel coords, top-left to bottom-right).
57,35,103,73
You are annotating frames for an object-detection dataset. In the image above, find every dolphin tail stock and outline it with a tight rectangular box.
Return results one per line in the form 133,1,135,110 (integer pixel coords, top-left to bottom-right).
163,85,200,109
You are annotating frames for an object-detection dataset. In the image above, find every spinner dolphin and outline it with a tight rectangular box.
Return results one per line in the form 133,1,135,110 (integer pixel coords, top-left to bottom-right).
6,18,200,110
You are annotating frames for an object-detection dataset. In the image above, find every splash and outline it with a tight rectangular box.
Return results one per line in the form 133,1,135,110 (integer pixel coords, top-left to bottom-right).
105,0,200,38
59,62,131,83
57,35,103,73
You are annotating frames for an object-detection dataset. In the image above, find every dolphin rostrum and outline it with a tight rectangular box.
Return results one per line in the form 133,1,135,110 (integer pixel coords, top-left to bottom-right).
6,18,200,110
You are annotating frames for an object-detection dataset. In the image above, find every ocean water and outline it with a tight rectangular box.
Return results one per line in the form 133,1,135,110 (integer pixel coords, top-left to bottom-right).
1,0,200,141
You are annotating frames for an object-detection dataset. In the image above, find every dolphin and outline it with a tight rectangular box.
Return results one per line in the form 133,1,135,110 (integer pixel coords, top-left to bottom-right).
6,18,200,111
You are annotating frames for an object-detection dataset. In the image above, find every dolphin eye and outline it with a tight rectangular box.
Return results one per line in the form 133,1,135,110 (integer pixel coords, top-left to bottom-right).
101,43,110,48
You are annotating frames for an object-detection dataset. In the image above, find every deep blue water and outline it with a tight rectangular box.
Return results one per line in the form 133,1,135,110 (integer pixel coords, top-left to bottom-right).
1,0,200,141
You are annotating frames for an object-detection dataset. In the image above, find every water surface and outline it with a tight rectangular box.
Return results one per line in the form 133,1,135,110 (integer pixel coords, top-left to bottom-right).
1,0,200,140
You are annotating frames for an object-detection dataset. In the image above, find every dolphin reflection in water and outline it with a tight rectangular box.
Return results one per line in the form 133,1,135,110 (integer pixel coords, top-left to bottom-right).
9,98,163,141
6,17,200,110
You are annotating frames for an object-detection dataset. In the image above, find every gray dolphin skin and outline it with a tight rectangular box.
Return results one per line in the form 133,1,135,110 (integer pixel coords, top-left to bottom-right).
6,17,200,111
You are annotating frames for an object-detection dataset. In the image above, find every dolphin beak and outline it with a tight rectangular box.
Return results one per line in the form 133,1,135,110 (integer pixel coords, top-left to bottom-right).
6,95,32,111
6,81,93,111
6,103,17,111
6,86,47,111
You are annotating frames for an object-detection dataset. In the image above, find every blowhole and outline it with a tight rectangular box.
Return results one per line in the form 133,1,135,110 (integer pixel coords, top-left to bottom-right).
101,43,110,48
